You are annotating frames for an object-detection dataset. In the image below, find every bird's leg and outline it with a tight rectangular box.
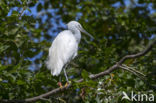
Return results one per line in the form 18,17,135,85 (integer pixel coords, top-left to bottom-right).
57,76,63,88
63,65,71,87
63,68,69,82
63,64,71,87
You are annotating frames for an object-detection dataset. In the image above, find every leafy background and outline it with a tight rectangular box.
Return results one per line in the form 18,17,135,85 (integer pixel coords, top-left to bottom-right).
0,0,156,102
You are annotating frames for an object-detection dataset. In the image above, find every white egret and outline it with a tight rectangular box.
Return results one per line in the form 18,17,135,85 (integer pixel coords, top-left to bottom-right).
46,21,93,85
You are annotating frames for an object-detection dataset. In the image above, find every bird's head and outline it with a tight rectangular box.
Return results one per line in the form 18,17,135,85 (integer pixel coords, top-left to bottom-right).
67,21,94,39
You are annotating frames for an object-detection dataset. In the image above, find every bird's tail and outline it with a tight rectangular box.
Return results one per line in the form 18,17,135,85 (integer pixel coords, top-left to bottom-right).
45,57,63,76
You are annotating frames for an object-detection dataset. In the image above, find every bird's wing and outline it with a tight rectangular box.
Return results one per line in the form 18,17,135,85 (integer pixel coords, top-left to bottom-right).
46,30,78,76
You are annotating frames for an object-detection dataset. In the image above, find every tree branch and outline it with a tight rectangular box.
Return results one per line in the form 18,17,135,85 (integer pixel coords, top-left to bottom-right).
119,65,146,80
1,40,155,103
18,7,26,18
122,64,146,77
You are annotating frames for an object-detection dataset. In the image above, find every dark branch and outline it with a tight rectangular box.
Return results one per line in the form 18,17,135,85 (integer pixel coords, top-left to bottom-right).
18,7,26,18
118,40,156,64
1,40,155,103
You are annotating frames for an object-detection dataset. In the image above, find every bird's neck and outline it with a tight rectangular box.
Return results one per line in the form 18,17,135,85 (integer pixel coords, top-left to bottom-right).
70,29,81,43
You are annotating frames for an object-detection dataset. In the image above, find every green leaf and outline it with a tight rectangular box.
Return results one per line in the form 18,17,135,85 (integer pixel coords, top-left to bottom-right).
37,3,42,12
0,44,10,53
81,69,89,80
17,80,25,85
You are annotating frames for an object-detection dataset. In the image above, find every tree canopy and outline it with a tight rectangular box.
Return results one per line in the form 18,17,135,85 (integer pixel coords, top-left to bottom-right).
0,0,156,103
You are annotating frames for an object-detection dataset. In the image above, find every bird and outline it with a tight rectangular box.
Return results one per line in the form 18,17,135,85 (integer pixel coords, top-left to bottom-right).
46,21,93,86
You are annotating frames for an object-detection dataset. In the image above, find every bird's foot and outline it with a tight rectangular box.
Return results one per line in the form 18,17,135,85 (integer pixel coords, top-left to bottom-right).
57,82,63,88
65,81,71,87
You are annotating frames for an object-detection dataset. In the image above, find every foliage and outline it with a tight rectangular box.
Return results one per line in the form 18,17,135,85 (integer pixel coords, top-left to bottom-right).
0,0,156,102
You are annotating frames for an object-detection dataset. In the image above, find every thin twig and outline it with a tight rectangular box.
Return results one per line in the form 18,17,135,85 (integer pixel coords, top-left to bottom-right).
40,97,51,103
58,98,66,103
119,65,145,80
19,7,26,17
122,64,146,77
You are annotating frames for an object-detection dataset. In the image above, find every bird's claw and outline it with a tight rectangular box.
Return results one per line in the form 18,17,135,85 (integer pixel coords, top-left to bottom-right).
57,82,63,88
65,81,71,87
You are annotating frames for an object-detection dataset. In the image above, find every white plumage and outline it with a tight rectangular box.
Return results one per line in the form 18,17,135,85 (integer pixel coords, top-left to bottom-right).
46,21,93,80
46,30,78,76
